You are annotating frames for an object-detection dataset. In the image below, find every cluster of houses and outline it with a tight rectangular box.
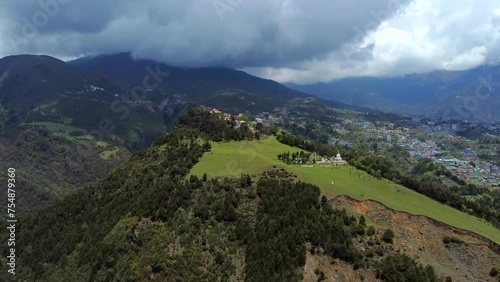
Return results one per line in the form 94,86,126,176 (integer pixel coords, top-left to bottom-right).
254,112,284,126
478,162,499,188
411,117,462,133
210,108,283,130
437,158,499,188
406,139,441,159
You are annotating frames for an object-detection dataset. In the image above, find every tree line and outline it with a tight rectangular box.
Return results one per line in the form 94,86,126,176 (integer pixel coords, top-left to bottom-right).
277,151,312,164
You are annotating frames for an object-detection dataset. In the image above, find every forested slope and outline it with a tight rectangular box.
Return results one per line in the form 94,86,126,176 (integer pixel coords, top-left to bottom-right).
0,108,439,281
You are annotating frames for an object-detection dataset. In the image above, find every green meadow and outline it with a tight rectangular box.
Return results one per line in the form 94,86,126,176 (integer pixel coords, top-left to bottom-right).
190,136,500,244
28,122,94,141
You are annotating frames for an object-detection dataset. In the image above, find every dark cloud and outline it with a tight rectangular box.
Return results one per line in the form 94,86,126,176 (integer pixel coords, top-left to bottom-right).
0,0,407,67
1,0,498,83
247,0,500,83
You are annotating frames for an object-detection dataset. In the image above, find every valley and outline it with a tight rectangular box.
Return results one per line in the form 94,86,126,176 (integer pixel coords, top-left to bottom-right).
2,108,497,281
289,66,500,122
2,2,500,281
0,54,499,281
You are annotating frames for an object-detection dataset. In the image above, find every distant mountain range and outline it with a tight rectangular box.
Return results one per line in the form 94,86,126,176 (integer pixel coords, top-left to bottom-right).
71,53,308,102
70,53,372,114
0,55,122,109
288,65,500,122
0,53,371,214
69,52,309,117
0,53,328,152
1,55,180,151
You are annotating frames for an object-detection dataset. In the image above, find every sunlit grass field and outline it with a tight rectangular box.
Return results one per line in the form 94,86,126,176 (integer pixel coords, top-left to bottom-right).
190,136,500,244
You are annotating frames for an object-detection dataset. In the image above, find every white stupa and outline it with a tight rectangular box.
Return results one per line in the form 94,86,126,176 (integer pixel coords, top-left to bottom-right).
332,151,347,166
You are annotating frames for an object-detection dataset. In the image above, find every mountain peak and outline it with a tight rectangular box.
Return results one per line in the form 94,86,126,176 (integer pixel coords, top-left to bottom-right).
70,53,310,105
0,54,66,74
0,54,123,110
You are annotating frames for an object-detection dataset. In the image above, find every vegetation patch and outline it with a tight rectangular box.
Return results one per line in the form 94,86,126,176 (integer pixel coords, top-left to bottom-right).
490,267,499,277
377,254,438,281
190,137,500,244
28,121,94,142
100,146,120,160
442,236,464,245
96,141,110,147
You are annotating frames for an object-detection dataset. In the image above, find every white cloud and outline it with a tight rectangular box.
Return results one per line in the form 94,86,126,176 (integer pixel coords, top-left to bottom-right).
442,46,487,70
247,0,500,83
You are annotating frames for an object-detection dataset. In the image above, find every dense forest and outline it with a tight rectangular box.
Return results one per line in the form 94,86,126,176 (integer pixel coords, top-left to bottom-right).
0,108,440,281
0,125,129,215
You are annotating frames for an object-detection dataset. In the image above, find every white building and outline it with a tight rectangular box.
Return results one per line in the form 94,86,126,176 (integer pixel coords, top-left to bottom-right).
332,152,347,166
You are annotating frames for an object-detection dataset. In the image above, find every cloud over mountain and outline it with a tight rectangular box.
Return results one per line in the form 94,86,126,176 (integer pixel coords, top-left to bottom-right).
1,0,499,83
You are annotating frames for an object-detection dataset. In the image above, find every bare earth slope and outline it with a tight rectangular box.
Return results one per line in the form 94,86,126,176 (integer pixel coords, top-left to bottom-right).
303,196,500,282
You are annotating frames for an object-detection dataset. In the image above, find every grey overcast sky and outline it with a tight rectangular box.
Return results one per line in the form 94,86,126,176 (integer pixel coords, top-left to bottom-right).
1,0,499,84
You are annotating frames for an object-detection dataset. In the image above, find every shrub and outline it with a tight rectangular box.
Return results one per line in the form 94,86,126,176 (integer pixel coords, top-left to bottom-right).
318,271,326,281
353,260,365,270
351,224,365,236
359,215,366,227
443,236,464,245
374,246,384,257
382,229,395,244
321,195,328,205
366,225,375,236
490,267,499,277
366,249,375,258
443,236,451,244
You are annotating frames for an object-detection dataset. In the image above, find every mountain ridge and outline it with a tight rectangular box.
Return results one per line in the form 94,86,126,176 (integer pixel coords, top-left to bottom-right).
2,108,498,281
70,53,377,114
70,52,309,103
288,65,500,122
0,53,374,215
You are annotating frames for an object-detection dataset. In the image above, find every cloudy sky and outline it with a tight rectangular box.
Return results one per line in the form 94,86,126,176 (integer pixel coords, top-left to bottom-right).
1,0,499,84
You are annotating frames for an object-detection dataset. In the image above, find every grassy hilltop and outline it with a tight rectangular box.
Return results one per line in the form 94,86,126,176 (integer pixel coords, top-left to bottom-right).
191,136,500,244
6,108,497,281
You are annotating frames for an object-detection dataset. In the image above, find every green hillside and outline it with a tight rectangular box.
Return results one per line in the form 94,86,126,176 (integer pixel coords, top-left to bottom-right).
0,55,185,213
0,125,131,215
190,137,500,244
0,108,465,281
2,115,390,281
